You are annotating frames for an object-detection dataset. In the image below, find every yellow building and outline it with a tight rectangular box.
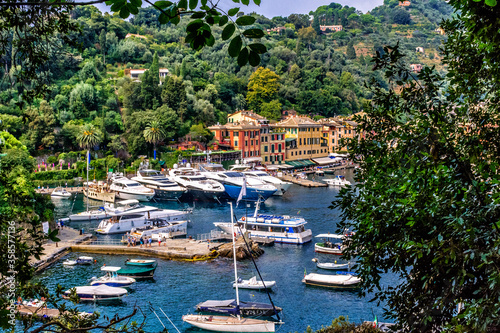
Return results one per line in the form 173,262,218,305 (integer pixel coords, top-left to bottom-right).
272,116,329,166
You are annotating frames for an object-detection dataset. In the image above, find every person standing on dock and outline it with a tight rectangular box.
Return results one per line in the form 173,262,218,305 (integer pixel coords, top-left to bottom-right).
139,236,143,248
149,236,153,247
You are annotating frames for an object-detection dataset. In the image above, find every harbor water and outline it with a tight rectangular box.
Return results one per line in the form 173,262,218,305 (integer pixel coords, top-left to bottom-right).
34,170,397,332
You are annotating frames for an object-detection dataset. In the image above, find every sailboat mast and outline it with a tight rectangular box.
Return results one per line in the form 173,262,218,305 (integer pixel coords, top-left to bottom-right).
230,202,240,317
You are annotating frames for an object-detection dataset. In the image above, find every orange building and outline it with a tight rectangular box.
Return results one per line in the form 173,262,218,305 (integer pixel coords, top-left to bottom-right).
208,121,262,161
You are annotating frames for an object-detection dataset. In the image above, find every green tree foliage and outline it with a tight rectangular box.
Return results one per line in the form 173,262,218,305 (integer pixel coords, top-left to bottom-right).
162,76,188,121
139,70,161,110
334,0,500,328
150,51,160,86
247,67,280,112
23,101,56,151
392,8,411,25
69,83,98,118
260,99,282,121
346,41,356,60
143,120,166,159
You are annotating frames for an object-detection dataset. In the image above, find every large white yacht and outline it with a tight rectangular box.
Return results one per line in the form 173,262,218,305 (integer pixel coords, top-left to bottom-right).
109,175,155,202
96,203,190,234
242,170,292,196
169,164,227,202
131,169,186,201
199,163,277,202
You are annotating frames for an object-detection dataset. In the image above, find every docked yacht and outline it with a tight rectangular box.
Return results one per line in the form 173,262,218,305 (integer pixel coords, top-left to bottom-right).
95,204,190,234
83,181,116,203
127,218,188,240
109,175,155,202
131,169,186,201
199,164,277,202
242,170,292,196
51,187,72,199
214,201,312,244
169,164,226,202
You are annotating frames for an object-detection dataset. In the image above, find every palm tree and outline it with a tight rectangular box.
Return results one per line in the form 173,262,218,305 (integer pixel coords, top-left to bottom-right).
77,123,102,211
143,120,166,160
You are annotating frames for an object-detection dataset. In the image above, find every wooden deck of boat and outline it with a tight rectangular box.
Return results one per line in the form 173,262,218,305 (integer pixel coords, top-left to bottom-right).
17,305,60,318
278,175,327,187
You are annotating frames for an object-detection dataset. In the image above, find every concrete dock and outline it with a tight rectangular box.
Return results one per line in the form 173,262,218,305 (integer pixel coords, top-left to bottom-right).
279,175,327,187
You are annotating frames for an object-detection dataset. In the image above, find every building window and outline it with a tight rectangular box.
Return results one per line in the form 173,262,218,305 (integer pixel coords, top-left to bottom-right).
234,131,238,136
251,140,254,146
291,151,293,156
245,131,248,137
235,141,238,146
299,151,302,155
264,146,268,152
250,151,253,156
299,138,302,145
349,130,352,134
278,144,282,152
265,156,268,162
256,140,259,146
245,141,248,146
271,145,275,153
332,139,335,144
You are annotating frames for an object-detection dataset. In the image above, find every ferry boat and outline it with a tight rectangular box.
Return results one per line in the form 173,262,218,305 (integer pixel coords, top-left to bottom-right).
83,181,116,203
214,202,312,244
199,164,277,201
96,205,190,234
109,175,155,202
169,164,227,202
131,169,186,201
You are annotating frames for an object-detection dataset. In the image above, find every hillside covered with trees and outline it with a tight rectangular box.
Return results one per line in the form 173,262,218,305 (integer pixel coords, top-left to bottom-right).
0,0,451,160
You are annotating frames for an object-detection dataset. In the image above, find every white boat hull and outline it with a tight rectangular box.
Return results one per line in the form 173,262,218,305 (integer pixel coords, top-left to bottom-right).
302,273,361,288
182,314,275,332
316,262,351,270
314,243,343,255
96,210,189,234
114,191,154,202
69,211,111,221
233,280,276,290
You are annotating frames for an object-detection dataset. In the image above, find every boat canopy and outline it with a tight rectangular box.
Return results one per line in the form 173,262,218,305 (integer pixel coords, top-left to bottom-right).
197,299,236,307
315,233,344,239
312,156,341,165
101,266,122,272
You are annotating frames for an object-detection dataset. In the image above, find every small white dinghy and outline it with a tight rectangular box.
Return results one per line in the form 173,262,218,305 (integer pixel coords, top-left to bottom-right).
233,276,276,290
302,273,361,288
312,258,352,270
63,260,77,266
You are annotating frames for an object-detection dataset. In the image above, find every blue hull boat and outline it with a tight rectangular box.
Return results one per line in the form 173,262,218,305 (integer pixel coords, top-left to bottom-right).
224,184,276,202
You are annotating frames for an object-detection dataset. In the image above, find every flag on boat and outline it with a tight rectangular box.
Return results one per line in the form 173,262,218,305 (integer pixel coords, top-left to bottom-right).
236,175,247,207
373,315,378,328
304,268,307,277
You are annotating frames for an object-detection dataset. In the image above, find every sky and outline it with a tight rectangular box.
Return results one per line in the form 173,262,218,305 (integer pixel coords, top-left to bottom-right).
93,0,384,18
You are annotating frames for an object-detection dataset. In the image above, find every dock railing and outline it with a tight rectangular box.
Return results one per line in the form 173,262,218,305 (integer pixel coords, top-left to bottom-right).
196,230,227,242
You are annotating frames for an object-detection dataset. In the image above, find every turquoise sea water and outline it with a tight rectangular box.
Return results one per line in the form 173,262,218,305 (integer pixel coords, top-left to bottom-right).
34,170,397,332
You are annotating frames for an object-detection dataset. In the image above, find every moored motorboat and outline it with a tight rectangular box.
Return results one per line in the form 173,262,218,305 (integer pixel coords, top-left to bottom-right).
90,266,136,287
68,207,110,221
314,233,349,255
302,273,361,288
169,165,227,202
312,258,352,270
63,260,77,266
196,299,282,317
323,175,351,187
233,276,276,290
76,256,94,265
51,187,72,199
132,169,186,201
116,263,157,279
127,218,188,240
125,259,157,267
109,174,155,202
63,285,128,301
242,170,292,196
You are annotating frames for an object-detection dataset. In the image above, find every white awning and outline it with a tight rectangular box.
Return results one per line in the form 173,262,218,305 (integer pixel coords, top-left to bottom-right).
263,165,279,170
312,157,341,165
277,164,294,169
329,153,348,158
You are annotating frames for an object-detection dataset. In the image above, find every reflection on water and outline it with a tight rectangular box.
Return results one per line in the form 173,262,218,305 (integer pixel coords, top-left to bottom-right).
42,169,396,332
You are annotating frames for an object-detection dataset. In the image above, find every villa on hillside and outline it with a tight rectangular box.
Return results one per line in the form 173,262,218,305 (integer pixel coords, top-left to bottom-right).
398,1,411,6
125,33,148,39
124,68,170,82
410,64,423,73
319,25,343,32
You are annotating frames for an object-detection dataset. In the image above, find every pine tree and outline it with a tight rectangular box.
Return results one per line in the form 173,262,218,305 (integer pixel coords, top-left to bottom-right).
346,41,357,60
150,51,160,86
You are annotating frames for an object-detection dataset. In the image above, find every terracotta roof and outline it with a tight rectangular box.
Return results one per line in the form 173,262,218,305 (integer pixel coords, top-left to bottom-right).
273,116,321,128
208,120,261,130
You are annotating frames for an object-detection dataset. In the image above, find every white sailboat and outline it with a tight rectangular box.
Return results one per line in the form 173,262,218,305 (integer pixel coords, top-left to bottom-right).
183,202,278,333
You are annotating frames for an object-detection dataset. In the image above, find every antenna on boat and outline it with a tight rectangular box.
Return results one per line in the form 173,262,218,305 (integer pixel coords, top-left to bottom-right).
230,201,241,320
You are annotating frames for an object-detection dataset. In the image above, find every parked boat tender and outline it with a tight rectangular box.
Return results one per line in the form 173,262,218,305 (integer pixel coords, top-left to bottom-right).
90,266,136,287
233,276,276,290
51,187,72,199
